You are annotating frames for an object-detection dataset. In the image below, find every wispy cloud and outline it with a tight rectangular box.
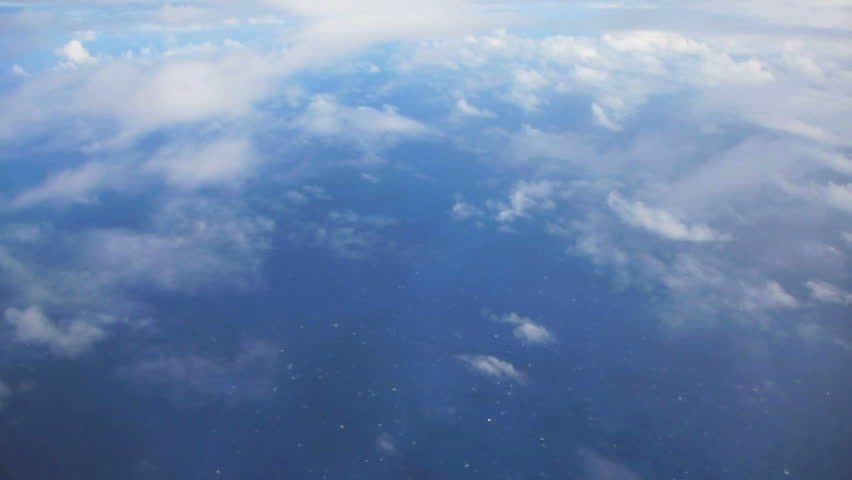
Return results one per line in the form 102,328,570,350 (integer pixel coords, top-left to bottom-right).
457,354,526,383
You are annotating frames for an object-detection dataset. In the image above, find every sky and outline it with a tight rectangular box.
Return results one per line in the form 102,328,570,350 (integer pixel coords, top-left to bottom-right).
0,1,851,479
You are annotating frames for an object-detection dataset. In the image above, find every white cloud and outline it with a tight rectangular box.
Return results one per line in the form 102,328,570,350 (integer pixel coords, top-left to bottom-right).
456,98,495,118
497,312,556,345
740,281,800,311
87,198,275,291
268,0,493,70
295,95,430,141
805,280,852,305
456,354,526,383
4,306,110,357
11,64,29,77
451,200,482,220
144,137,256,188
607,192,730,242
56,39,94,66
0,50,278,144
591,103,622,131
12,162,116,208
494,181,556,223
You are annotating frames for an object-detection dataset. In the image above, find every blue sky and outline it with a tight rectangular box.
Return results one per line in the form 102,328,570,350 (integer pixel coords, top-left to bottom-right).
1,1,851,479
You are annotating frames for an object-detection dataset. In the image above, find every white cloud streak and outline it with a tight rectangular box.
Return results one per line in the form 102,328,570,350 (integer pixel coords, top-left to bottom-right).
607,192,730,242
457,354,526,383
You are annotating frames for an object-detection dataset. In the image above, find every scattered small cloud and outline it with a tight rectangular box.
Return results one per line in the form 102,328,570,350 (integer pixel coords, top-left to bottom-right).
493,181,556,223
494,312,556,345
451,200,483,220
456,354,526,383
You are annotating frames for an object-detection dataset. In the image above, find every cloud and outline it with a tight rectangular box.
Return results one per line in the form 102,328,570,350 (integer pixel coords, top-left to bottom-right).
0,49,278,144
740,281,800,311
307,210,399,259
56,39,95,66
12,162,117,208
86,197,275,291
579,449,641,480
455,98,495,118
607,192,730,242
124,339,280,402
456,354,526,383
451,200,483,220
4,306,110,357
144,137,256,188
805,280,852,305
295,95,431,141
591,103,623,131
495,312,556,345
11,64,29,77
493,181,556,223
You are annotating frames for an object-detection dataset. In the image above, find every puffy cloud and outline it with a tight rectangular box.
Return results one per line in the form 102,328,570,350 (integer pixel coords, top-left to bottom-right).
493,181,556,223
4,306,110,357
607,192,730,242
56,39,95,66
805,280,852,305
456,354,526,383
497,312,556,345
